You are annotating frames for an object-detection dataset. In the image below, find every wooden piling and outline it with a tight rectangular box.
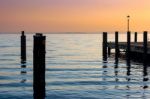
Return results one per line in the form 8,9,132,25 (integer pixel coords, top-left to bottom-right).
103,32,107,61
115,31,119,62
126,31,131,61
142,31,148,87
33,33,46,99
21,31,26,62
126,32,131,77
134,32,137,43
143,31,147,65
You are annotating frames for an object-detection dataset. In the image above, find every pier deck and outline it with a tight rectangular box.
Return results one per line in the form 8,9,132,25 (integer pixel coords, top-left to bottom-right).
107,42,150,54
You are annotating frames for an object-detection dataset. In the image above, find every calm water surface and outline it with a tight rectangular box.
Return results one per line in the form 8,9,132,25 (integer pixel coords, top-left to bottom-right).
0,33,150,99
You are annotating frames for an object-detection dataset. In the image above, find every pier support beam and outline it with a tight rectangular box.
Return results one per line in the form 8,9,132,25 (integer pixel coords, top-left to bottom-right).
143,31,147,65
134,32,137,43
126,31,131,63
103,32,107,61
115,31,119,62
21,31,26,62
33,33,46,99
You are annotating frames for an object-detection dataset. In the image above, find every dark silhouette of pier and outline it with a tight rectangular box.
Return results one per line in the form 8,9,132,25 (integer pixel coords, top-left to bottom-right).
103,31,150,64
102,31,149,92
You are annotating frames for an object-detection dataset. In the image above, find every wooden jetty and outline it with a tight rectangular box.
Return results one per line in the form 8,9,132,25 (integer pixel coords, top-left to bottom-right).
103,31,150,63
107,42,150,54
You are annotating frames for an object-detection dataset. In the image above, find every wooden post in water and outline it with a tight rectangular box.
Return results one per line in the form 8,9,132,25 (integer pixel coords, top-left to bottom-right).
126,31,131,62
134,32,137,43
143,31,147,65
21,31,26,62
103,32,107,61
115,31,119,62
33,33,46,99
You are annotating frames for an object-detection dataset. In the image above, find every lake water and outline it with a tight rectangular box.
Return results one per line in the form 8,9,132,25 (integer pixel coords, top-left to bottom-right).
0,33,150,99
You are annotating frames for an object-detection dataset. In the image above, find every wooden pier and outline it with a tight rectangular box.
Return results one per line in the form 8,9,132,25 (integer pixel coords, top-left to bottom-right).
107,42,150,54
103,31,150,63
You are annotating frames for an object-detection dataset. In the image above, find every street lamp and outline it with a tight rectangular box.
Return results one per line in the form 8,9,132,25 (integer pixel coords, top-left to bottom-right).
127,15,130,32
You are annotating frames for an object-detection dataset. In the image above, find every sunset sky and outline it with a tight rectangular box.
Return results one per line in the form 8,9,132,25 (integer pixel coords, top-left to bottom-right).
0,0,150,33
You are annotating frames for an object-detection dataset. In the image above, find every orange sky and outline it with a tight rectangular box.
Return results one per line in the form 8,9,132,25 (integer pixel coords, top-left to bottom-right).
0,0,150,33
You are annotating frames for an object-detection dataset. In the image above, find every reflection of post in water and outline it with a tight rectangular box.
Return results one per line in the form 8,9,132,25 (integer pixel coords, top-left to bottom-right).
114,59,119,89
126,44,131,99
33,33,46,99
21,61,27,83
126,56,131,92
102,60,108,90
143,64,148,89
114,59,119,81
126,59,131,82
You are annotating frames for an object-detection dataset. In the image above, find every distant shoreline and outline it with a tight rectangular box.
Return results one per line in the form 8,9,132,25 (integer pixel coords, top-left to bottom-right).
0,32,145,34
0,32,101,34
0,33,101,34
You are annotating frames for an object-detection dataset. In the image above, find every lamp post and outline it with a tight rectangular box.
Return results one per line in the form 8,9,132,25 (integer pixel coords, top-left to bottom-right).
127,15,130,32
